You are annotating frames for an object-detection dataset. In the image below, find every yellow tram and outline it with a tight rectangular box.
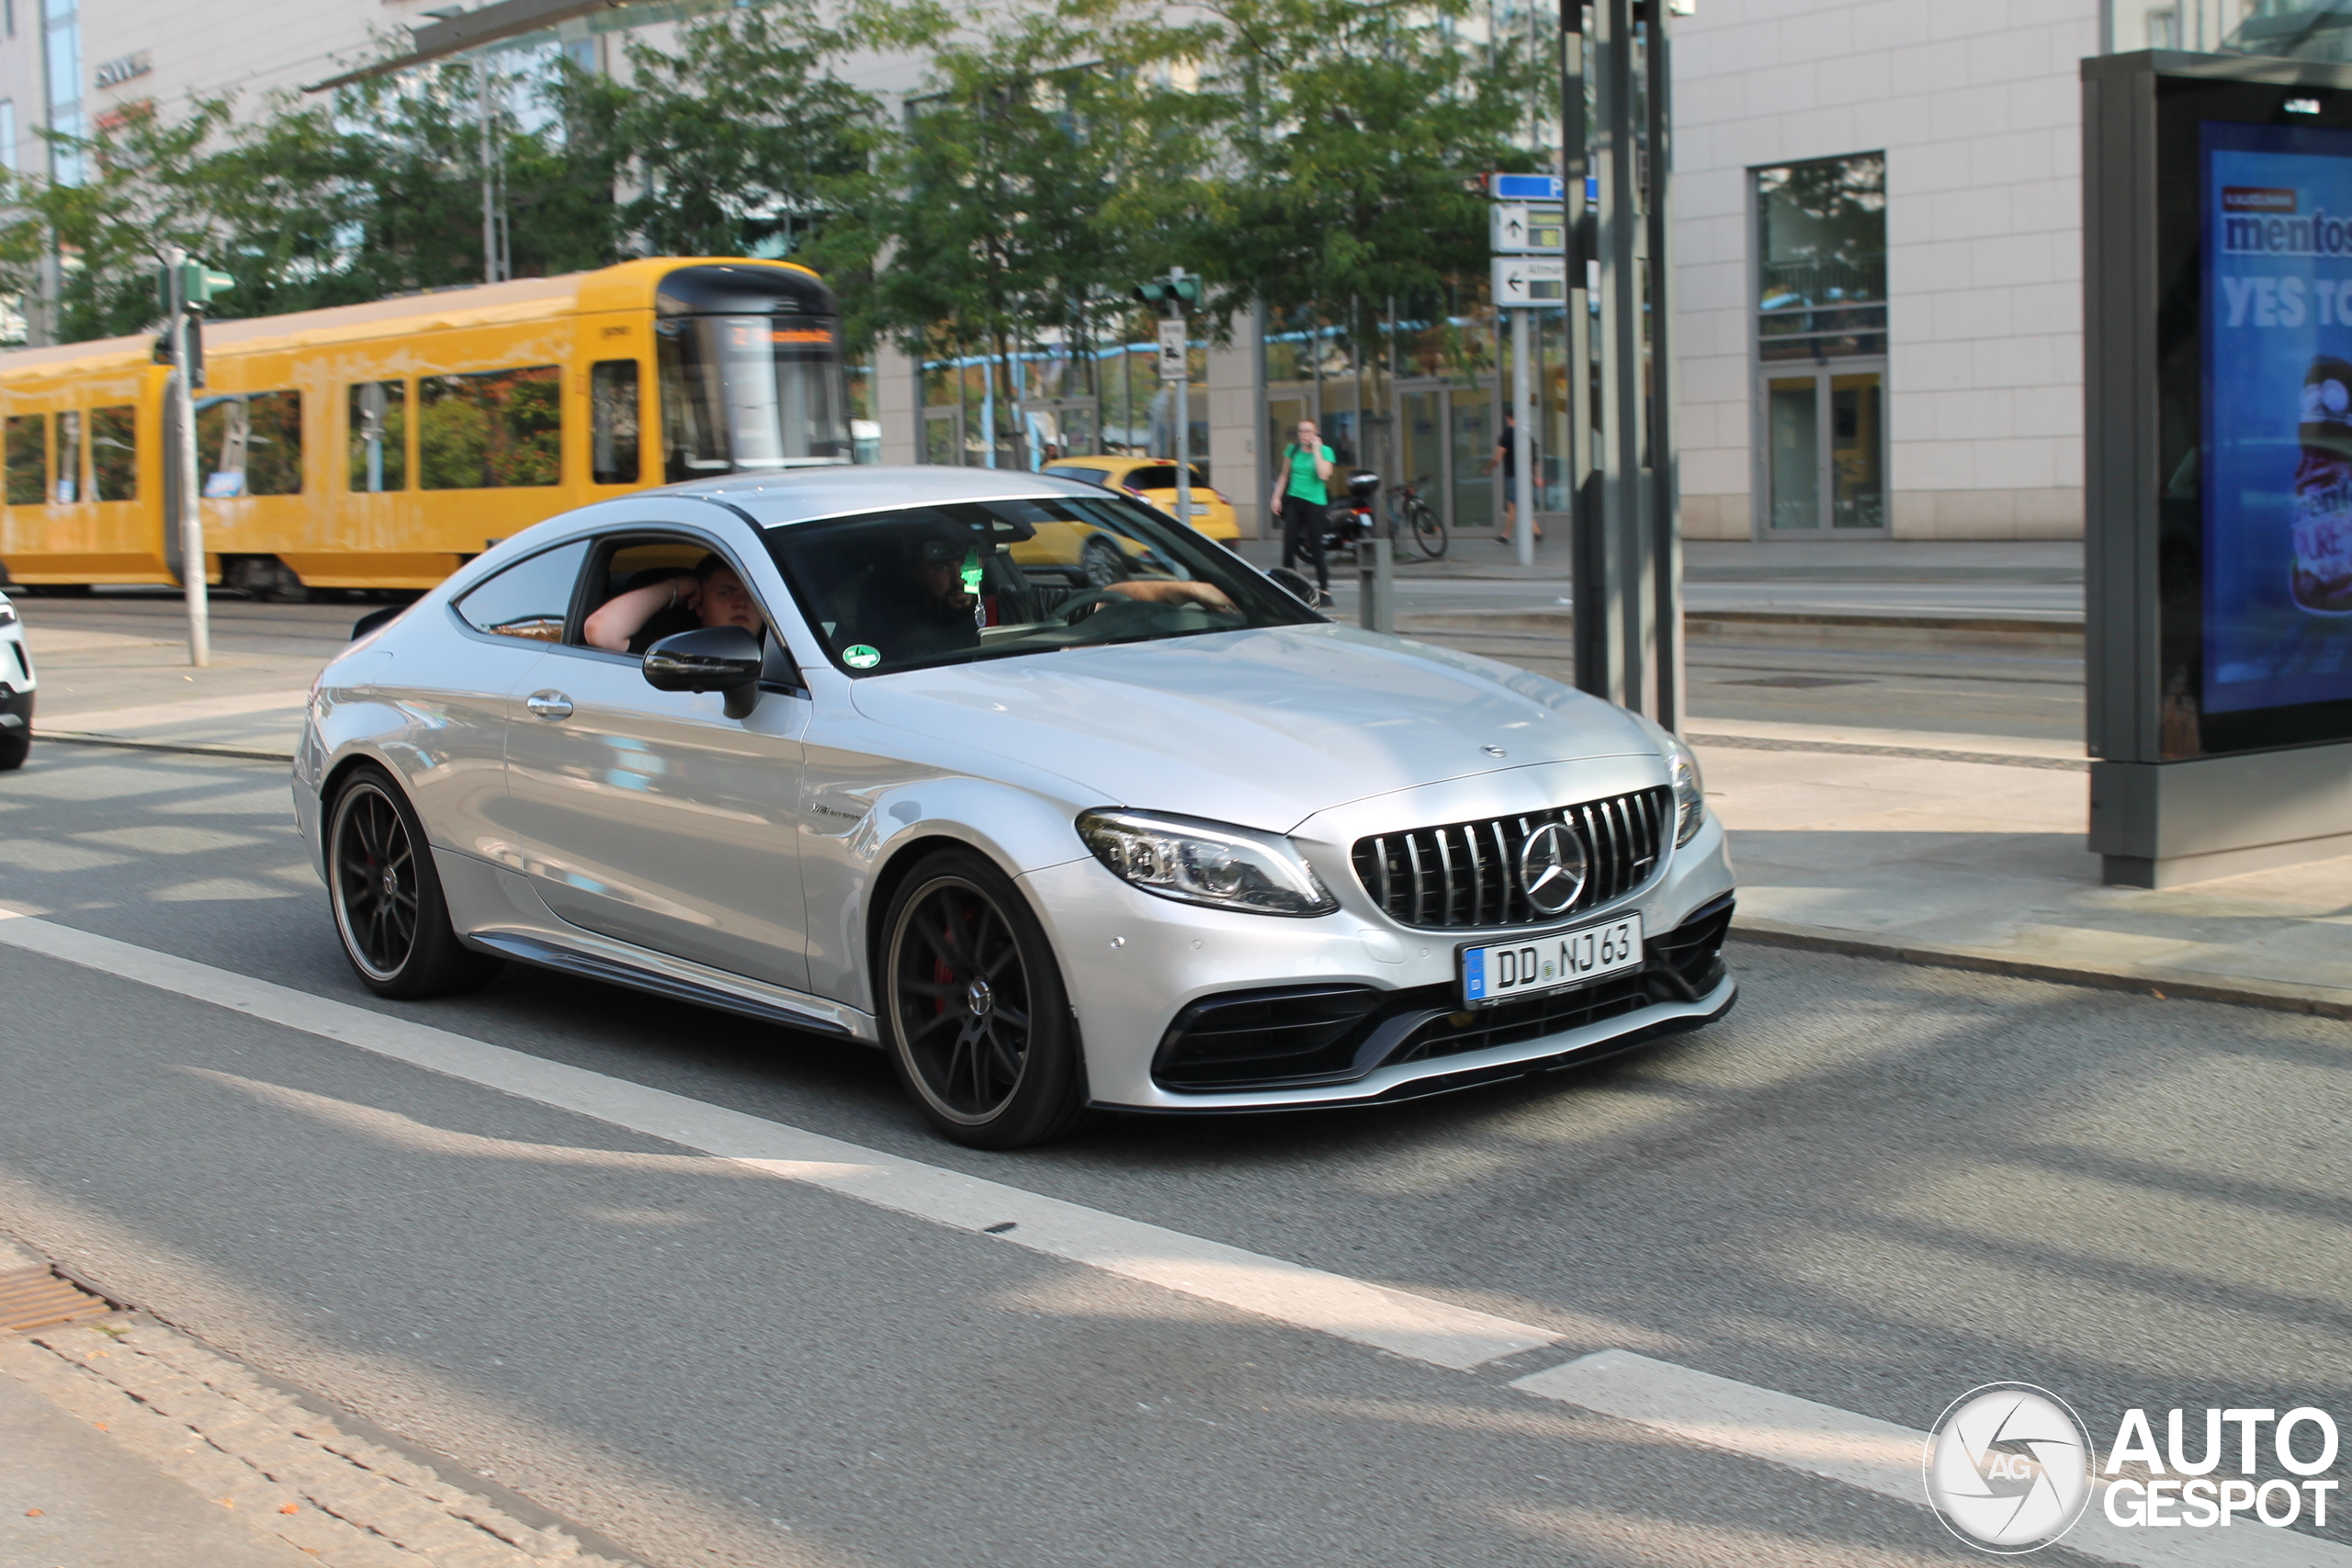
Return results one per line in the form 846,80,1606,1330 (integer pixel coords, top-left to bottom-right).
0,257,849,594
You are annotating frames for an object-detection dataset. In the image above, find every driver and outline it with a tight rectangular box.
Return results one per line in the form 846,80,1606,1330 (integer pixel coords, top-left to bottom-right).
583,553,764,653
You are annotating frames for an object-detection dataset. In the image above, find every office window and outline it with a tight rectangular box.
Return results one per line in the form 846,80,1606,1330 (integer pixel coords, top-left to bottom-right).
197,391,302,496
421,367,561,490
1756,152,1888,534
90,403,133,500
348,380,407,491
589,359,638,485
51,408,77,502
4,413,41,503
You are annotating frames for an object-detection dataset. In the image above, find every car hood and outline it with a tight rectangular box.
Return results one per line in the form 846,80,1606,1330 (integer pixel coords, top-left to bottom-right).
845,623,1659,830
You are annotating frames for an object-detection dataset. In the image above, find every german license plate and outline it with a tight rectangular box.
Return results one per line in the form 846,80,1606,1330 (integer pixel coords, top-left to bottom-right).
1460,914,1644,1008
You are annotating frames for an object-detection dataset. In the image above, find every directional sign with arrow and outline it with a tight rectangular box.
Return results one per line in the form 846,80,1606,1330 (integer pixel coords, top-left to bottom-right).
1491,255,1569,308
1490,203,1566,254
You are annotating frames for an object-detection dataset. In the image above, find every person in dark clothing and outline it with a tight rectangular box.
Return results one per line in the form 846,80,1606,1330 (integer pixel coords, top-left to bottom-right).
1270,418,1337,601
1486,410,1542,543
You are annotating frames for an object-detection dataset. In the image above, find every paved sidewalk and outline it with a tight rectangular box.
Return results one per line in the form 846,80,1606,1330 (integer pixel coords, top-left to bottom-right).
0,1236,634,1568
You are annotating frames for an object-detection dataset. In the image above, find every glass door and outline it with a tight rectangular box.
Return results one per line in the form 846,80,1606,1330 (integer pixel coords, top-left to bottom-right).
1760,362,1885,535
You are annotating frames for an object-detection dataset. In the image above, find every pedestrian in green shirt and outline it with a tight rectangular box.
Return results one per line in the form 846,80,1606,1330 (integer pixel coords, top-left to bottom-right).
1271,419,1336,600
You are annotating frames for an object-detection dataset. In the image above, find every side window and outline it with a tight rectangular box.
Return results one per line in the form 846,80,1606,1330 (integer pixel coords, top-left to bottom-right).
91,406,136,502
3,414,41,505
421,367,561,490
52,410,80,502
197,392,302,497
575,536,798,684
348,381,408,492
590,359,639,486
454,539,590,644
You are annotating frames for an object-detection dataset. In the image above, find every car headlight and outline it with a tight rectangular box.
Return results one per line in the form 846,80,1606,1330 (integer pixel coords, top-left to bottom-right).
0,602,16,628
1077,808,1338,917
1663,733,1706,846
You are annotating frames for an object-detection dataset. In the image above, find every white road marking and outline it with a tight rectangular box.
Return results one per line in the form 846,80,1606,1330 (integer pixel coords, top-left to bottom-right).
0,911,1555,1372
1517,1351,2352,1568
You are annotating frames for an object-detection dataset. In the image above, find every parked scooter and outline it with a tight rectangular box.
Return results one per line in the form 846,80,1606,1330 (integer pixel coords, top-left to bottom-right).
1317,470,1383,559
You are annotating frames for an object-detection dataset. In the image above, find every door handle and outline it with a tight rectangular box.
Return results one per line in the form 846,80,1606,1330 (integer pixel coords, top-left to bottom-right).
525,691,573,720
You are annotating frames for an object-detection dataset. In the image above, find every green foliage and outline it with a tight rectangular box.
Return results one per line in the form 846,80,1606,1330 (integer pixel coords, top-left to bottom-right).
1190,0,1546,358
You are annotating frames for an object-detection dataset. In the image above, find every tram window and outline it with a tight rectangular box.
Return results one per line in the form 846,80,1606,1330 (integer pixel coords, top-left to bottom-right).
590,360,639,485
421,367,561,490
4,414,43,505
347,381,407,492
198,392,303,497
91,406,136,502
657,315,846,481
52,411,79,503
454,538,589,643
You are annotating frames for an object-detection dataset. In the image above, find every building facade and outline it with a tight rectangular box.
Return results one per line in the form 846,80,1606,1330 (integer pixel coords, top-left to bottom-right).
0,0,2284,543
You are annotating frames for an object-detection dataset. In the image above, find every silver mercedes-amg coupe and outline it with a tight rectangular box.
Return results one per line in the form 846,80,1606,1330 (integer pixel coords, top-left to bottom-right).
296,467,1736,1146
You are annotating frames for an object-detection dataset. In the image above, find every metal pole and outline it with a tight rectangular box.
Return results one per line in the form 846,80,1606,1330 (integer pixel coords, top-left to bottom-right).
1645,3,1684,733
479,63,502,286
1511,309,1535,567
1170,271,1193,527
164,247,209,668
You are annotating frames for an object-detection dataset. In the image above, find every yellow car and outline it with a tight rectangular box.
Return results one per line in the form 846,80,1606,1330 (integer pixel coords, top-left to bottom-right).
1042,456,1239,541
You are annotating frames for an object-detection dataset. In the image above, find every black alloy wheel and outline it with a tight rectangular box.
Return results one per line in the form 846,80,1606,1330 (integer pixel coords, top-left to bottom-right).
881,850,1094,1148
326,766,500,999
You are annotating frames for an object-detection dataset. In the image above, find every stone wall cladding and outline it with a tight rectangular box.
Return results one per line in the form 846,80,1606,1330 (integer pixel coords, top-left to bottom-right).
0,1317,631,1568
1673,0,2098,540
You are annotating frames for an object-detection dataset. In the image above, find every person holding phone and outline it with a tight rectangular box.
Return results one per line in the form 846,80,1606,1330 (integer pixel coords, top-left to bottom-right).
1271,418,1337,604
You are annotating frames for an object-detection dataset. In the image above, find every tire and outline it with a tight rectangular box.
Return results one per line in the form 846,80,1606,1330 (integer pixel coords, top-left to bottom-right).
1408,498,1447,560
1080,536,1129,588
0,732,26,772
879,849,1096,1149
325,764,501,999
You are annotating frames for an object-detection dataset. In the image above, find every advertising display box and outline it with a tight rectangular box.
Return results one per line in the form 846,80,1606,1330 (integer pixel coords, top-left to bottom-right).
2084,51,2352,887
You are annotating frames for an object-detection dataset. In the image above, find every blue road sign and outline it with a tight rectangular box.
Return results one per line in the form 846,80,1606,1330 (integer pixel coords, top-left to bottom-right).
1489,173,1566,202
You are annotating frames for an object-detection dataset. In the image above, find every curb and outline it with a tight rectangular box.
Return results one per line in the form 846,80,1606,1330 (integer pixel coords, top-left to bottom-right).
1730,917,2352,1021
36,731,295,763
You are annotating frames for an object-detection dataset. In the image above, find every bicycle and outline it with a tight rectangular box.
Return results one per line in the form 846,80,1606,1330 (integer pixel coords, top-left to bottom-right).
1386,475,1448,560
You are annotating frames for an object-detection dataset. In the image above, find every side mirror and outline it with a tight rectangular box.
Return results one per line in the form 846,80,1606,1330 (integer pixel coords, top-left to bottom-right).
643,626,763,719
1265,566,1319,608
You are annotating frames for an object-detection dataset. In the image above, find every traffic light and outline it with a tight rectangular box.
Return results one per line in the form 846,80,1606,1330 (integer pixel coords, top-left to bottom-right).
1132,273,1204,310
157,258,234,315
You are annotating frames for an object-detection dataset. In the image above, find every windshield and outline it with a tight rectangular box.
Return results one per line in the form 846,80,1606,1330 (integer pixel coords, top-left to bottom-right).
658,314,848,480
764,495,1319,676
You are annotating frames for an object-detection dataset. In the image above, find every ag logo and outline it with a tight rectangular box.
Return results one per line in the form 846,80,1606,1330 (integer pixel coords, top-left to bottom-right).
1924,1383,2093,1553
1516,820,1587,916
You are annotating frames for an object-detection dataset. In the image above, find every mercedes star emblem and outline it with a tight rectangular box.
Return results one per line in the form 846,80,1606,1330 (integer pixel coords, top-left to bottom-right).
1516,821,1588,916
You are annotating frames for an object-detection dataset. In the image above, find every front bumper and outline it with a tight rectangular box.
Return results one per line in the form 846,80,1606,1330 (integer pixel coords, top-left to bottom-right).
0,679,31,741
1024,813,1737,1111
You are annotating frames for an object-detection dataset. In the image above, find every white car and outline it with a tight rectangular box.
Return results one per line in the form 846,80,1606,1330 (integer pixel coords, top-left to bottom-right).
296,468,1736,1147
0,587,31,771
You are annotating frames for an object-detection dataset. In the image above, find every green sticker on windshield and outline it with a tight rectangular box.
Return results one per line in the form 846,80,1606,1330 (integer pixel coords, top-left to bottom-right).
843,644,880,669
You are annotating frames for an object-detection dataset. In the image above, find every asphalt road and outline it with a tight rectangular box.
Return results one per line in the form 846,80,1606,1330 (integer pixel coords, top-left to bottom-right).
1,741,2343,1566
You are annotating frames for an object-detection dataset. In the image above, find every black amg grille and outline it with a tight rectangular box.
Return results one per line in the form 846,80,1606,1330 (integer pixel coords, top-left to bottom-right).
1150,894,1736,1093
1351,786,1673,930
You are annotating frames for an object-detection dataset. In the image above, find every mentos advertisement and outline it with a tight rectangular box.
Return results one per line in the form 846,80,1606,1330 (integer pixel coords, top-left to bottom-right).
2203,120,2352,717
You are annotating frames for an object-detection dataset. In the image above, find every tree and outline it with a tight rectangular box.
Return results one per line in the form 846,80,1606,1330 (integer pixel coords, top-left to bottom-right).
857,0,1217,457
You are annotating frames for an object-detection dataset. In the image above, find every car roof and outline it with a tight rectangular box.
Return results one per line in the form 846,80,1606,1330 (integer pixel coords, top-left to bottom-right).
660,465,1108,527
